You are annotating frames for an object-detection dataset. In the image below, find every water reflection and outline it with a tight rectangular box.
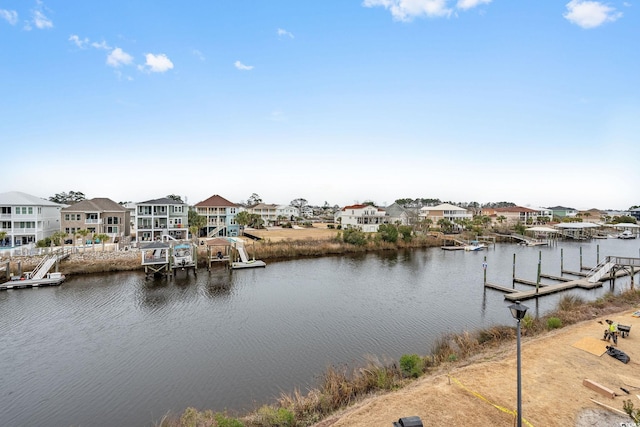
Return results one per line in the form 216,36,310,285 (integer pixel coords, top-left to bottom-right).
0,239,638,427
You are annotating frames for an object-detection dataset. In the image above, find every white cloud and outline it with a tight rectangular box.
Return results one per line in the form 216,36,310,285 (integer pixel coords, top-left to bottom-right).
0,9,18,25
91,40,111,50
192,49,205,61
107,47,134,68
141,53,174,73
362,0,453,21
32,9,53,29
563,0,622,29
69,34,89,48
277,28,294,38
234,60,254,71
456,0,491,11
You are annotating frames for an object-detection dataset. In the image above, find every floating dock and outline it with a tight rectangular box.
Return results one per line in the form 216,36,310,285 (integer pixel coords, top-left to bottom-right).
1,273,65,291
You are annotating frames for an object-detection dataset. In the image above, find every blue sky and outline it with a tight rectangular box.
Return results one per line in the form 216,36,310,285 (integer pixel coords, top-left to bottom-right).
1,0,638,210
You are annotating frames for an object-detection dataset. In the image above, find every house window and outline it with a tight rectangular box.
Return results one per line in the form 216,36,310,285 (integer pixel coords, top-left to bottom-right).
65,214,70,220
172,205,184,213
106,226,119,234
1,207,11,214
139,206,152,215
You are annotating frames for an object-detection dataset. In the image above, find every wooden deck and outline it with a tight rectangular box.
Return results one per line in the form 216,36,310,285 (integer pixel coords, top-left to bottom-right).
485,278,602,300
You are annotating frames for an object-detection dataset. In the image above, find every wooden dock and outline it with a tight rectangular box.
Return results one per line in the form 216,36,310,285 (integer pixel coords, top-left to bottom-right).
502,279,602,301
486,278,602,301
0,275,65,291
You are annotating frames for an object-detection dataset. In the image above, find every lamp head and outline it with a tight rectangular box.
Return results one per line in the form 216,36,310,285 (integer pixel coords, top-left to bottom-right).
509,300,529,321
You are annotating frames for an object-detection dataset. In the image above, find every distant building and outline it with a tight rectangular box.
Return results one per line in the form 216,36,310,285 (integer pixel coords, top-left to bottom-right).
419,203,472,228
548,206,577,218
335,204,387,232
136,197,189,242
482,206,541,225
384,202,409,226
194,194,240,237
629,208,640,222
61,197,130,243
0,191,62,247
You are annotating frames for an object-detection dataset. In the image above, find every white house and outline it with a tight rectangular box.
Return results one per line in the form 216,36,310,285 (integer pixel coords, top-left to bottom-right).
335,204,387,232
0,191,63,247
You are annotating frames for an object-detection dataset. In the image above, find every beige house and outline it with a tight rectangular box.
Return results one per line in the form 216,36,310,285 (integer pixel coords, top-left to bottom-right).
419,203,472,228
482,206,543,225
61,198,130,243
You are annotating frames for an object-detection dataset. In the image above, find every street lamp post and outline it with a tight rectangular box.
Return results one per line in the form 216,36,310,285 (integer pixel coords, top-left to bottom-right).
509,300,529,427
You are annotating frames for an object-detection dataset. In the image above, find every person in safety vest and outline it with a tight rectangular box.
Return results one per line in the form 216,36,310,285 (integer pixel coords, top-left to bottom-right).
603,319,619,345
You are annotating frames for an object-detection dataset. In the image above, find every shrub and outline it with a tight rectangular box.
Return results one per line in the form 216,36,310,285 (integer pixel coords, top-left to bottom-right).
377,224,399,243
399,354,423,378
547,317,562,329
256,405,295,426
342,228,367,246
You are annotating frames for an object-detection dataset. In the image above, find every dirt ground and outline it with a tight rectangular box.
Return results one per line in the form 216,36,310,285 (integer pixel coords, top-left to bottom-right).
244,224,339,242
314,310,640,427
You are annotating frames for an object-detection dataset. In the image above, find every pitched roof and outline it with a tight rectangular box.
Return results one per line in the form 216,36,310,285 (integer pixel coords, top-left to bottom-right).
195,194,238,208
62,198,126,212
423,203,467,211
0,191,62,207
492,206,538,213
341,204,384,212
139,197,186,205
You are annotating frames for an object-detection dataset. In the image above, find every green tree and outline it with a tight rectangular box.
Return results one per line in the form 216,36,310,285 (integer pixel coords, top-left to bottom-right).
76,229,90,251
188,208,206,237
50,231,68,247
341,228,367,246
377,224,399,243
398,225,413,242
94,233,110,251
247,193,262,206
0,231,7,246
166,194,184,202
235,211,251,235
49,191,86,204
290,198,308,219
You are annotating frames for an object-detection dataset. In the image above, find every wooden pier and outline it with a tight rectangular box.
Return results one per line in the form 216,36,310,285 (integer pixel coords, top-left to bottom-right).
486,278,603,301
484,252,639,301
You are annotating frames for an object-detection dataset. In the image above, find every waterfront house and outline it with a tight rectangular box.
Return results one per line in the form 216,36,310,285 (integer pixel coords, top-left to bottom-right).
247,203,299,226
548,206,578,219
60,198,130,244
419,203,472,229
194,194,240,238
0,191,62,247
384,202,410,226
482,206,543,226
335,204,387,232
629,208,640,222
136,197,189,242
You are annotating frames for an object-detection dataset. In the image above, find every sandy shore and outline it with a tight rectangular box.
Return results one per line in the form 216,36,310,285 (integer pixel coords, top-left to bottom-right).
314,310,640,427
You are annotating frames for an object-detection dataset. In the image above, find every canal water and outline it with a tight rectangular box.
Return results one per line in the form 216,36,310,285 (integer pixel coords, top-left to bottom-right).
1,239,638,427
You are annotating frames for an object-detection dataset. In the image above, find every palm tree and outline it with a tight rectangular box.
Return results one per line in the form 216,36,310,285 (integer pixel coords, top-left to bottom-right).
76,229,90,252
94,233,110,251
0,231,7,247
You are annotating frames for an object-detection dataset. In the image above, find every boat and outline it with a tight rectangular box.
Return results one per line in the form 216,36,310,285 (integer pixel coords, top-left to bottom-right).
618,230,636,239
464,241,487,251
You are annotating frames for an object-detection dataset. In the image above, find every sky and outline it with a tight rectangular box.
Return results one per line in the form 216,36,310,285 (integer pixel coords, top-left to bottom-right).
1,1,638,210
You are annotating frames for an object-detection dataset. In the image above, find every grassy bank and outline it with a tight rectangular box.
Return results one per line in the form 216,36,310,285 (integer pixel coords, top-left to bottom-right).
3,234,445,277
154,290,640,427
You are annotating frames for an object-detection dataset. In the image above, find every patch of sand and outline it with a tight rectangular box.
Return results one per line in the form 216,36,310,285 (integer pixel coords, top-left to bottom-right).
314,312,640,427
243,224,339,242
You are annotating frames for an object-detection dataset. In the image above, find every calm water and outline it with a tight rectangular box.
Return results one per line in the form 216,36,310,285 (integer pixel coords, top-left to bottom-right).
1,239,639,427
